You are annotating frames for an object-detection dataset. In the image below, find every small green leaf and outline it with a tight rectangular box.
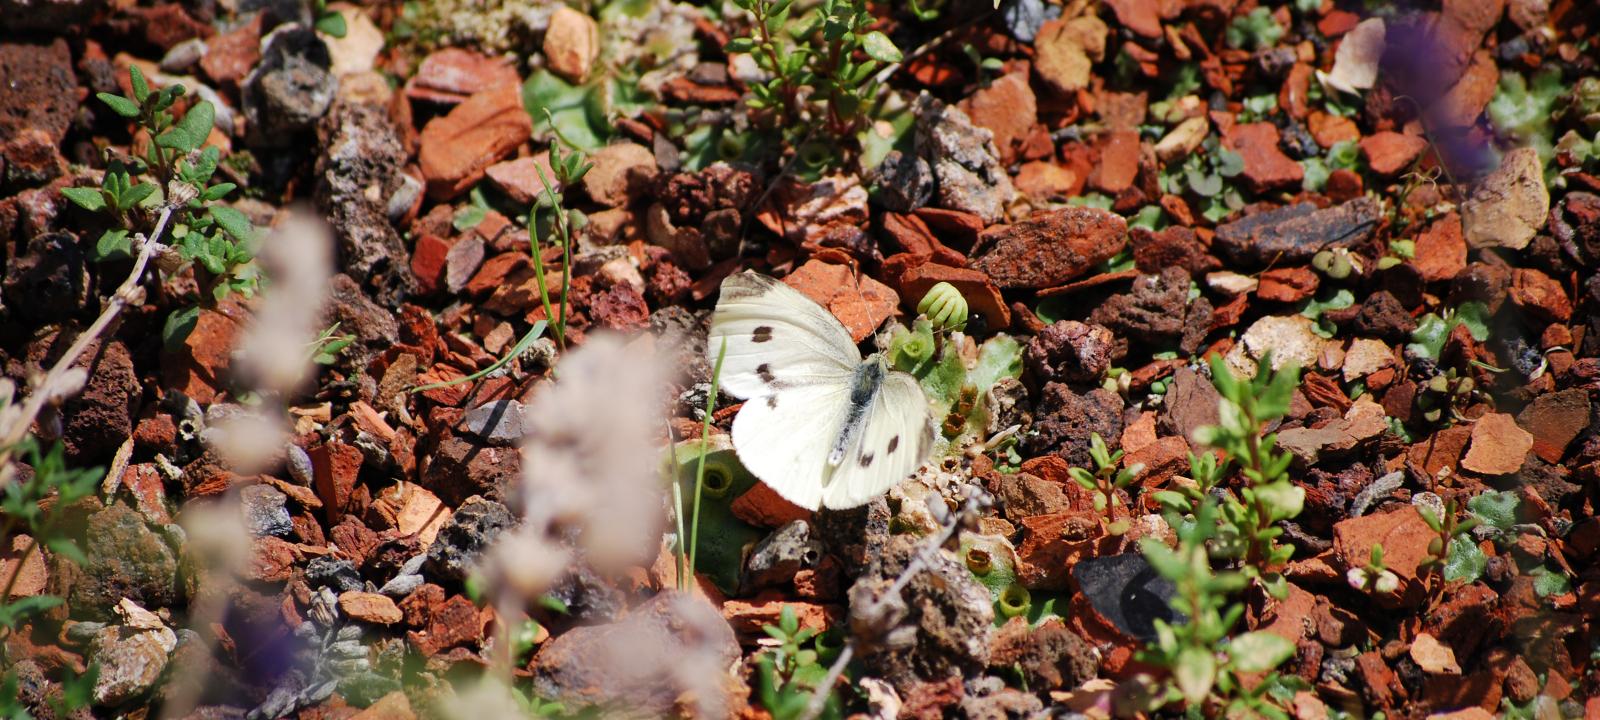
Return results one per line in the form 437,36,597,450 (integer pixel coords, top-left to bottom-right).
1229,631,1295,672
1530,566,1570,598
453,205,488,231
61,187,107,212
163,306,202,350
129,64,151,102
44,537,86,566
157,100,215,153
315,10,348,37
209,205,254,242
0,594,64,629
94,229,133,262
1174,646,1216,703
1466,490,1518,531
1442,536,1486,583
98,92,141,118
725,37,756,53
120,181,157,210
861,31,903,63
1453,301,1491,341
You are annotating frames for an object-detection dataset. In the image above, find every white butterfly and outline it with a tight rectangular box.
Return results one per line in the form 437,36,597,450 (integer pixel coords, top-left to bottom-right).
708,271,935,510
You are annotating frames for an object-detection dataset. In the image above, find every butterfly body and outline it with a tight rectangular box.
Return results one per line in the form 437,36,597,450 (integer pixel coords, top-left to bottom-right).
709,272,934,510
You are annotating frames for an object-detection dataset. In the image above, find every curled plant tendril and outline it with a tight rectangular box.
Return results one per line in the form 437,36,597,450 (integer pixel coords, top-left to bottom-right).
917,281,968,332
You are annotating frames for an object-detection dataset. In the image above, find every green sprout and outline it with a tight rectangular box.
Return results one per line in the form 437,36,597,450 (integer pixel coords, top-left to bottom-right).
1067,432,1143,533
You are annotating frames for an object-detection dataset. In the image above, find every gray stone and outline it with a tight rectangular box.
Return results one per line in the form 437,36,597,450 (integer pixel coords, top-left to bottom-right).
315,102,417,307
240,484,293,537
870,150,934,213
304,556,363,593
913,95,1015,224
741,520,824,593
847,533,994,685
459,399,524,446
424,496,513,582
242,25,336,147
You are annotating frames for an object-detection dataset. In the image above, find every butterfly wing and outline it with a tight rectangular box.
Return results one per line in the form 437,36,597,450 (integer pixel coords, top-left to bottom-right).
820,370,935,510
708,271,860,401
730,382,853,511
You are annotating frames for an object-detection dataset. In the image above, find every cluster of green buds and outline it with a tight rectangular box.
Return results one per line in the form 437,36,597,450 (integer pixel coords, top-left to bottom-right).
917,282,969,333
1311,247,1363,279
1417,368,1476,424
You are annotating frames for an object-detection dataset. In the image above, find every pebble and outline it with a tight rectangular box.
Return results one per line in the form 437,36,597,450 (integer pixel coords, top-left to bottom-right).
241,484,293,537
914,96,1015,224
1461,147,1549,250
339,591,404,625
418,84,534,200
1461,413,1533,476
424,496,513,582
970,207,1127,289
1214,197,1380,267
543,6,599,83
459,399,525,446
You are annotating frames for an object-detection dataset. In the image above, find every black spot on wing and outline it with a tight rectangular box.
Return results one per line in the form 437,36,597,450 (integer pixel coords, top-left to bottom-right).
752,326,774,343
887,435,900,455
766,395,779,409
859,452,874,468
757,363,776,385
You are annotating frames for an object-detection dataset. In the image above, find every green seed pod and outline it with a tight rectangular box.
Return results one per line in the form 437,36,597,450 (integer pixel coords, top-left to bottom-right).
966,547,993,575
689,450,744,499
997,583,1031,618
1327,252,1353,279
1428,374,1450,393
717,132,747,160
1427,536,1443,557
1455,377,1475,394
917,282,969,332
1312,250,1335,272
798,141,831,168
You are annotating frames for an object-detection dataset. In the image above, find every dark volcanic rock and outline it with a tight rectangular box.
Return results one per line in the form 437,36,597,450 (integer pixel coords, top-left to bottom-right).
1072,553,1180,641
316,103,417,306
242,26,336,146
1089,267,1208,354
970,207,1127,289
424,496,513,583
988,617,1097,690
0,39,76,181
3,231,89,323
1024,320,1115,387
871,150,935,213
1022,384,1123,469
741,520,824,594
848,533,994,685
1214,197,1380,267
59,339,139,464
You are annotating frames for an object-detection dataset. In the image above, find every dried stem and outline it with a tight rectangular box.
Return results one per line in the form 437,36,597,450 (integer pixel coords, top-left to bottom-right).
0,205,173,477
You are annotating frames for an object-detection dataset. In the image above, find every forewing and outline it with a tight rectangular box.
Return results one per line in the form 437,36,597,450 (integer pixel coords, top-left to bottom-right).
709,272,859,400
731,382,852,511
820,371,934,510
